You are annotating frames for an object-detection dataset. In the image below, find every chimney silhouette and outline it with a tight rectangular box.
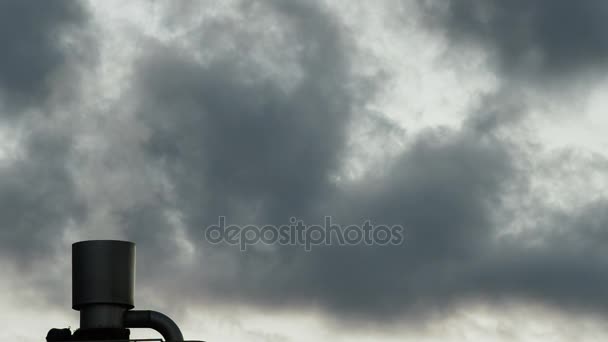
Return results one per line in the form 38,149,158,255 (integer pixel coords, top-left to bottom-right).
46,240,195,342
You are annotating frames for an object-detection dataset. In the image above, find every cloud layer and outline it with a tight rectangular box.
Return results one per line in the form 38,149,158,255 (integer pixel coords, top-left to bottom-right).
3,0,608,337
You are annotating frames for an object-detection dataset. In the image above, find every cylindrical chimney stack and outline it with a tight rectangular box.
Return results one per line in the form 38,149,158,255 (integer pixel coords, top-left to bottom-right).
72,240,135,310
72,240,135,330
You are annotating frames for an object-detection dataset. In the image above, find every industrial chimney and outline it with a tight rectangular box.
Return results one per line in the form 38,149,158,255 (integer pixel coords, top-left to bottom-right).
46,240,198,342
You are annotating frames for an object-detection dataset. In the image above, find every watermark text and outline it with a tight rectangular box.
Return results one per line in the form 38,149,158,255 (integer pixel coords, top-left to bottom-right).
204,216,405,251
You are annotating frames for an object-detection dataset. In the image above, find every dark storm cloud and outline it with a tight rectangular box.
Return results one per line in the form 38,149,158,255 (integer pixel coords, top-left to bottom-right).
118,0,526,321
398,0,608,319
176,127,608,322
126,6,608,318
0,125,85,264
122,0,355,255
0,0,87,110
463,197,608,312
0,0,90,281
2,0,607,329
193,127,517,319
418,0,608,79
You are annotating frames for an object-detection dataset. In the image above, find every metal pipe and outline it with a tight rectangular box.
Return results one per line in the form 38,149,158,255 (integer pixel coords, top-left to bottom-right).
79,304,127,329
124,310,184,342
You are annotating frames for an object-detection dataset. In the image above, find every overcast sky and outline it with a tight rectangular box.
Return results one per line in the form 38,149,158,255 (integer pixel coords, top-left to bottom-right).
4,0,608,341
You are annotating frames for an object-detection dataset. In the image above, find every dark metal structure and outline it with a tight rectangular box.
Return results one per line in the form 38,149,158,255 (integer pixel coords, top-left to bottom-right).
46,240,199,342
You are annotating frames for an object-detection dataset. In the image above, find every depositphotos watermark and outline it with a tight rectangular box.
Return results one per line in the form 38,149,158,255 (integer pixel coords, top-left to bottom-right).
204,216,404,251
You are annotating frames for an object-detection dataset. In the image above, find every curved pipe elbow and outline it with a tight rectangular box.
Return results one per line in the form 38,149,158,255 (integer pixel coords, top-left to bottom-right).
124,310,184,342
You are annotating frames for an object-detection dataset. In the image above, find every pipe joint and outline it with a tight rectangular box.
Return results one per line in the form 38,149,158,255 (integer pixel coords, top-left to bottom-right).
124,310,184,342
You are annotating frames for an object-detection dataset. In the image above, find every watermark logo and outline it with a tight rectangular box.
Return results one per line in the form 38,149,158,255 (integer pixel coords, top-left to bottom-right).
204,216,404,251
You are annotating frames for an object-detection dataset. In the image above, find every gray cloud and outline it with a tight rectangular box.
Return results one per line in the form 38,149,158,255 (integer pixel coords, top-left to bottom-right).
212,126,517,320
121,0,356,253
0,0,87,110
0,0,90,301
418,0,608,80
0,125,84,264
3,0,608,335
123,5,608,318
115,0,527,322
